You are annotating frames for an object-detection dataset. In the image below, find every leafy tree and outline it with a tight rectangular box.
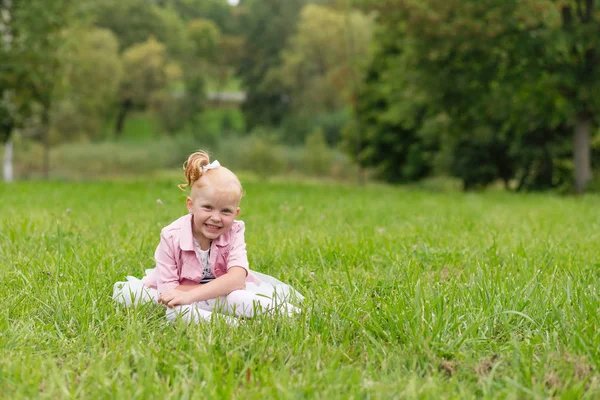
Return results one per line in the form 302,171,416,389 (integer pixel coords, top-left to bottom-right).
358,0,599,191
186,18,221,60
351,29,438,183
236,0,307,130
175,18,223,126
92,0,188,55
148,63,187,134
550,0,600,192
212,34,244,93
1,0,75,179
52,27,123,141
378,0,542,188
277,5,374,115
115,37,179,136
272,4,374,144
303,127,333,175
0,1,15,147
163,0,238,34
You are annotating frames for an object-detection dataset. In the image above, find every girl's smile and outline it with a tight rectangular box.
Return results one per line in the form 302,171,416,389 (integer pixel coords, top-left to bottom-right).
204,223,222,230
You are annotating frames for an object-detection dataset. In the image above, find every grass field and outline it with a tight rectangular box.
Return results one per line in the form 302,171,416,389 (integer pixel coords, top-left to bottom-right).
1,178,599,398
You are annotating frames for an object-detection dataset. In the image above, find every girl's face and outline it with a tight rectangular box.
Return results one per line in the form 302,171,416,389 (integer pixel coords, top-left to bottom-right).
186,183,240,248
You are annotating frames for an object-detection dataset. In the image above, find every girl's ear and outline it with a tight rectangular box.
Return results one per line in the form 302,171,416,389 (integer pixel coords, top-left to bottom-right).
235,207,241,217
186,196,194,214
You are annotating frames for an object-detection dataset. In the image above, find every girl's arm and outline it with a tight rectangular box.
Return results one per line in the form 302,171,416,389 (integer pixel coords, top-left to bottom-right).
159,266,247,307
154,230,181,292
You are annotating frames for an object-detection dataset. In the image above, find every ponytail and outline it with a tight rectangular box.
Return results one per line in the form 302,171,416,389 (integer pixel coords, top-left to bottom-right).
178,151,210,190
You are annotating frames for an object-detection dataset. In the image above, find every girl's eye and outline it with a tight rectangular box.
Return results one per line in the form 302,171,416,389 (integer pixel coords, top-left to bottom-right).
223,209,232,214
203,205,212,210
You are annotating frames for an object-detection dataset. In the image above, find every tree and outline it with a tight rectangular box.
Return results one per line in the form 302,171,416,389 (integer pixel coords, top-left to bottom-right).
92,0,187,55
0,0,16,182
352,28,438,183
236,0,307,130
358,0,599,191
115,37,178,136
213,34,244,94
163,0,237,34
52,27,123,142
1,0,75,180
175,18,222,125
187,18,221,60
276,5,374,116
375,0,547,188
552,0,600,192
303,127,333,175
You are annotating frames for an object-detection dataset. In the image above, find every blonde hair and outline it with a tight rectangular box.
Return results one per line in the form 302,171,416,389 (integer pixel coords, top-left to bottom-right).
178,150,211,190
178,150,243,200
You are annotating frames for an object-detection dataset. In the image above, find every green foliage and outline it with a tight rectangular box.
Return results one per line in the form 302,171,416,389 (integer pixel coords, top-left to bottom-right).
0,0,78,177
8,123,358,181
235,131,288,178
51,27,123,142
179,18,224,122
148,92,188,135
302,128,333,175
120,37,173,107
279,108,352,145
445,126,513,190
120,113,160,141
92,0,188,54
267,4,374,145
195,108,245,137
12,133,199,179
237,0,307,130
186,18,221,60
356,0,600,191
163,0,238,34
11,0,600,193
352,29,435,183
0,98,11,144
114,37,184,136
276,4,374,115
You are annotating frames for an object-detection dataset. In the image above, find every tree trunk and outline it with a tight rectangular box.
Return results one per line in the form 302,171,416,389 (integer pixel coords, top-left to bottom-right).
114,100,132,137
42,105,50,180
574,115,592,193
3,137,14,183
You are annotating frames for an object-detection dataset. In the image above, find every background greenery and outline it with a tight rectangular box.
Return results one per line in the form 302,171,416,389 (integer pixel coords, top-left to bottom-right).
2,0,599,192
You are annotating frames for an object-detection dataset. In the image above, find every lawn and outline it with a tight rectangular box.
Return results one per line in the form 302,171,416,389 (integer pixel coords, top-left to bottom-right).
1,179,599,398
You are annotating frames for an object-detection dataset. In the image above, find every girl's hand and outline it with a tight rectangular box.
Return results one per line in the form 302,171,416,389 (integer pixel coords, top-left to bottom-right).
158,289,193,308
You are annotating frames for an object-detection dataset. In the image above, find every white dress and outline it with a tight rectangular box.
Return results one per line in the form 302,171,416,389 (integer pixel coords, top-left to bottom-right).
112,266,303,325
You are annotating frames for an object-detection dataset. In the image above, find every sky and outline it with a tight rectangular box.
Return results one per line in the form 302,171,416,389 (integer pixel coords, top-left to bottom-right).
227,0,239,5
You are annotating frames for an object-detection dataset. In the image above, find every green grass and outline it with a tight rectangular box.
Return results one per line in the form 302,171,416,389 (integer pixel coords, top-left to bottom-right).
1,179,600,398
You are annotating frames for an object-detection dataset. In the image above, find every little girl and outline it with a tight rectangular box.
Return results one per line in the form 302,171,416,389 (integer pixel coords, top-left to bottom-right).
113,150,302,324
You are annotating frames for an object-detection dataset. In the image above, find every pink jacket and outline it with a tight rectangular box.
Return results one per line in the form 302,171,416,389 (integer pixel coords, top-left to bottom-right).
142,214,258,292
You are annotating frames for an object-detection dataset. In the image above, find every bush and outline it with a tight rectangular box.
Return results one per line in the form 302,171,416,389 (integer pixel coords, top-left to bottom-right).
149,92,188,134
8,127,361,182
13,134,202,179
302,128,333,176
216,130,287,179
279,109,352,146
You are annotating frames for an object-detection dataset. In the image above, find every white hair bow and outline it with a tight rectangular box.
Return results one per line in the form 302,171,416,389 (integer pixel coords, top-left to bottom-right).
202,160,221,171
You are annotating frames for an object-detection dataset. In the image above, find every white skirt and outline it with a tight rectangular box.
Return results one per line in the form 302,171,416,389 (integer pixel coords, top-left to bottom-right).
112,269,304,321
